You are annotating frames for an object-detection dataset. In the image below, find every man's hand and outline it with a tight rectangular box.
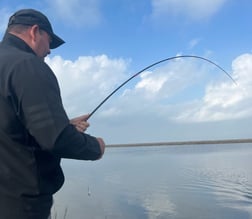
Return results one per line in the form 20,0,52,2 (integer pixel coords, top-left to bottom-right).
70,114,90,132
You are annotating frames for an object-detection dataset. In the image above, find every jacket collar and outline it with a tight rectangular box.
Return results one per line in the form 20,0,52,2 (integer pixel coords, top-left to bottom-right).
1,32,36,56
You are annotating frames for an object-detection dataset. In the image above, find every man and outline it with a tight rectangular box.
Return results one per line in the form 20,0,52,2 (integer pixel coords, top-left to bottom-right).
0,9,105,219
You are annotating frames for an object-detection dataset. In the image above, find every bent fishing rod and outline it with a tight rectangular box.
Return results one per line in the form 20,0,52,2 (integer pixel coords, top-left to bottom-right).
87,55,237,120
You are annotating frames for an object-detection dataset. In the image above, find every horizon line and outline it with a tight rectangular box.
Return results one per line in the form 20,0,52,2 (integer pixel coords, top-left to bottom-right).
106,138,252,148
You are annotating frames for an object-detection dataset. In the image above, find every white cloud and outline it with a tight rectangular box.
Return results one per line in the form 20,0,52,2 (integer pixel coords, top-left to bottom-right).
175,54,252,122
136,71,168,94
46,53,252,143
45,55,130,117
46,0,102,27
188,38,201,50
46,53,252,122
151,0,228,21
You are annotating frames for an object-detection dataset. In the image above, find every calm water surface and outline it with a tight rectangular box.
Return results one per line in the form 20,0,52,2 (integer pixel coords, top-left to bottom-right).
53,143,252,219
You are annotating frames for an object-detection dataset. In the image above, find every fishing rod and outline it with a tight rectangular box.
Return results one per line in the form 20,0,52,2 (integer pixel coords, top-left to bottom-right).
87,55,236,120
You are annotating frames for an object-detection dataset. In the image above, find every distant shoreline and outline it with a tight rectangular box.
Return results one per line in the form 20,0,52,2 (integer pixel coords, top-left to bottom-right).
107,138,252,148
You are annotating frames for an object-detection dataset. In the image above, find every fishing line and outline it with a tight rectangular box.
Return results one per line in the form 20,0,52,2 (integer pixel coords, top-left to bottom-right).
87,55,236,120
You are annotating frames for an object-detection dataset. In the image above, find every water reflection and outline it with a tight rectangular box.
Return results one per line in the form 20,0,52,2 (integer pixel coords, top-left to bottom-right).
53,143,252,219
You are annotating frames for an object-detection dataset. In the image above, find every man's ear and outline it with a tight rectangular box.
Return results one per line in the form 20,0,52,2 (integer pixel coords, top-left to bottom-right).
29,25,40,43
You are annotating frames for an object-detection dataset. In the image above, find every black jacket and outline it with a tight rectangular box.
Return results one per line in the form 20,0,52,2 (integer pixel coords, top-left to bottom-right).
0,33,102,218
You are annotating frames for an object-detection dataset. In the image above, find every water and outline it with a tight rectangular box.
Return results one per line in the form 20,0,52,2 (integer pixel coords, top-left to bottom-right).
53,143,252,219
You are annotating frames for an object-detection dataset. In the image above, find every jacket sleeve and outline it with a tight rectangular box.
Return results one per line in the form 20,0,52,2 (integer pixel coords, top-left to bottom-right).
11,57,101,160
54,124,102,160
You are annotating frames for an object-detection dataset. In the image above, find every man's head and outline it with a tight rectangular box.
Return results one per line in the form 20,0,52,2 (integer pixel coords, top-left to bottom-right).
7,9,65,58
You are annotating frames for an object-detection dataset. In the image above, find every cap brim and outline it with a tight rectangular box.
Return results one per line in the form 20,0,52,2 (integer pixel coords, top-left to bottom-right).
50,33,65,49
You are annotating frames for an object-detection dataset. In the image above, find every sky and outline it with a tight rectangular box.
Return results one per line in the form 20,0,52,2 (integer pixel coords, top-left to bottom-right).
1,0,252,144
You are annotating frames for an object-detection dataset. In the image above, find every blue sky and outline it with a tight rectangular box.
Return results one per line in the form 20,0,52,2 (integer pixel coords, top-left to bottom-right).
1,0,252,144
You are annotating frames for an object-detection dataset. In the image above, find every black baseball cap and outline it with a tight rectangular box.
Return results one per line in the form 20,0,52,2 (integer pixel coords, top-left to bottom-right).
8,9,65,49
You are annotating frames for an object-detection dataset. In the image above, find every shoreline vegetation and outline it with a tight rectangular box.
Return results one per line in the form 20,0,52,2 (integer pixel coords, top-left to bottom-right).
107,138,252,148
